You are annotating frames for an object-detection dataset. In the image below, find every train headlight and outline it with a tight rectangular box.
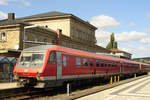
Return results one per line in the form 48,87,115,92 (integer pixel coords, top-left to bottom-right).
14,73,19,80
36,72,40,80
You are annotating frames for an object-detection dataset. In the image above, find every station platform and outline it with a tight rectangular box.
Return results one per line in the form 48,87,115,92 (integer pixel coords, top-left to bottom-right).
76,75,150,100
0,82,19,90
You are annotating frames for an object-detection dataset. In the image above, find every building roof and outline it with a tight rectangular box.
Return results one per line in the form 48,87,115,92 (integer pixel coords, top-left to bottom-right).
110,48,131,55
0,19,30,26
18,11,70,19
18,11,97,30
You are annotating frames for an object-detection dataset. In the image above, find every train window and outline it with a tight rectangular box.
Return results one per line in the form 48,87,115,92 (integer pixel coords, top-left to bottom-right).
63,56,67,67
89,59,93,67
101,61,104,67
105,63,107,68
48,52,55,64
115,63,117,67
108,64,111,68
112,63,114,67
83,58,88,67
112,63,116,67
76,57,81,67
96,60,99,67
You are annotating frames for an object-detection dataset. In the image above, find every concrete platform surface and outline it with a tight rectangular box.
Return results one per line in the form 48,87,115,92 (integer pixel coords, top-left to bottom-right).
76,75,150,100
0,82,19,90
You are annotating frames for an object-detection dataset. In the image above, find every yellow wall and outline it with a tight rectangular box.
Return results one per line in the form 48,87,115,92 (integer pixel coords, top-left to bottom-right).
28,18,70,37
0,28,20,50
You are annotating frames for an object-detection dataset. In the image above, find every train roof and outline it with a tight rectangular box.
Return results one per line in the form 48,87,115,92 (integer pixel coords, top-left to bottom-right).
23,45,145,65
23,45,54,52
49,45,139,64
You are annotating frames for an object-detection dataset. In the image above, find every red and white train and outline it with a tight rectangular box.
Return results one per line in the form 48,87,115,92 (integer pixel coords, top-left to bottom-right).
13,45,150,88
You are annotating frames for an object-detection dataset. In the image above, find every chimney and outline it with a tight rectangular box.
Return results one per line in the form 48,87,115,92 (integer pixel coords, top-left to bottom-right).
56,29,62,45
8,13,15,20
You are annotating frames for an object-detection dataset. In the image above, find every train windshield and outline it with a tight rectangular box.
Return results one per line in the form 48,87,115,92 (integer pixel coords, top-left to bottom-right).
20,52,45,64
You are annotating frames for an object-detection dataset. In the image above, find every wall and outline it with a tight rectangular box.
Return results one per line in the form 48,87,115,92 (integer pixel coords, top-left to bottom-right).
70,18,96,45
27,18,70,37
0,26,20,50
23,27,57,48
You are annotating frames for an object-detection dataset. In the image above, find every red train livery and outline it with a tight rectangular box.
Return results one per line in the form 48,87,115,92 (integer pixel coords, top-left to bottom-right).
13,45,150,88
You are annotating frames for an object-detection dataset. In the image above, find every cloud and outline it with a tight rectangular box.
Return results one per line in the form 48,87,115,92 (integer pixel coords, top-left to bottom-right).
95,29,111,47
128,22,136,27
140,38,150,44
115,31,148,42
95,30,149,46
90,15,120,29
148,14,150,18
0,0,8,5
121,46,150,58
90,14,150,57
0,0,31,6
0,11,7,19
21,0,31,6
144,27,150,32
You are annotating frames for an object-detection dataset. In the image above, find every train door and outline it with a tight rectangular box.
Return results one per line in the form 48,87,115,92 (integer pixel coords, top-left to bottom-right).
56,52,62,79
46,51,57,77
120,63,124,73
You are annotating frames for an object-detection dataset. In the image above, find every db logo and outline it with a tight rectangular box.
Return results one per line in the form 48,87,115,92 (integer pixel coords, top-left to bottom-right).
24,69,28,72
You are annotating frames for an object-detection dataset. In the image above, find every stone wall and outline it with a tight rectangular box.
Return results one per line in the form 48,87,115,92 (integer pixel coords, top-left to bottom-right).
24,17,96,45
70,18,96,45
23,27,57,49
0,26,20,50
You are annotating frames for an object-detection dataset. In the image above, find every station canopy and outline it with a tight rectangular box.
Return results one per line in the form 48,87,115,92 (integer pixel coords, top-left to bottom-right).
0,57,17,63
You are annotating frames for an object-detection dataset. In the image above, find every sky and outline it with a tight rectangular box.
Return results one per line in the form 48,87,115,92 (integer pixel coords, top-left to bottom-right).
0,0,150,58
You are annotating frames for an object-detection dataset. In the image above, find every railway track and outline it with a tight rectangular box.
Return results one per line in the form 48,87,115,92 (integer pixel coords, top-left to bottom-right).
0,88,42,99
0,86,66,100
0,74,147,100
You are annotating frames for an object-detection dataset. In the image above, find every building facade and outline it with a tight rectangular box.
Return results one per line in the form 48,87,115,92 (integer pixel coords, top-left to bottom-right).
0,11,111,58
110,48,132,59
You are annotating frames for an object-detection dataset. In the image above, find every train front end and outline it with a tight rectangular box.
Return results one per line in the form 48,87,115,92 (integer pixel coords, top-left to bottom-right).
13,46,49,88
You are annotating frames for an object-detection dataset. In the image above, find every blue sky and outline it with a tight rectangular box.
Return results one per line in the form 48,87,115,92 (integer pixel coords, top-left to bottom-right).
0,0,150,58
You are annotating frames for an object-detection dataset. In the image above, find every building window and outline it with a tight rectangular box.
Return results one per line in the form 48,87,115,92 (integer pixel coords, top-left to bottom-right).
33,34,38,42
44,38,47,42
25,34,28,41
1,32,6,41
63,56,67,67
76,57,81,67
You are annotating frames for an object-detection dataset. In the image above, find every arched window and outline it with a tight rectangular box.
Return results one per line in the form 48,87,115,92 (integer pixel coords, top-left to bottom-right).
1,32,6,41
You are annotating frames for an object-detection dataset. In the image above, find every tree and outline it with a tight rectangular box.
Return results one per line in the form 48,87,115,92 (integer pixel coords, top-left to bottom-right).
106,42,113,49
106,33,118,49
111,33,115,42
114,41,118,49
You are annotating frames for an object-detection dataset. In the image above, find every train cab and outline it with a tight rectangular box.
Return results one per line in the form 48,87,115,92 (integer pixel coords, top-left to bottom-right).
13,45,57,87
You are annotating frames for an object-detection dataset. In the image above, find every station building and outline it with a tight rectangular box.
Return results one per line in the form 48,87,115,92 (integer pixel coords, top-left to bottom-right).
110,48,132,59
0,11,111,81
